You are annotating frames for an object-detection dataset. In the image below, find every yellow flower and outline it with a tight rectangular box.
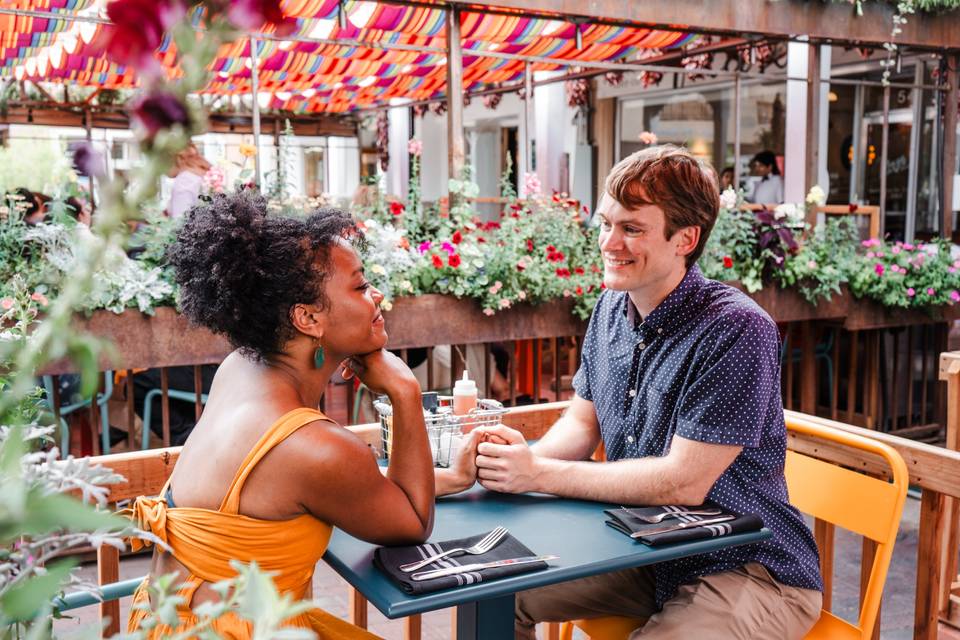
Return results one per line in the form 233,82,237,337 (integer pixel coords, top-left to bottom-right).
381,300,393,311
370,264,386,275
239,143,257,158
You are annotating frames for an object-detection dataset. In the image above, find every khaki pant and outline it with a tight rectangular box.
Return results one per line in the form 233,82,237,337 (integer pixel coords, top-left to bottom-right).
516,563,822,640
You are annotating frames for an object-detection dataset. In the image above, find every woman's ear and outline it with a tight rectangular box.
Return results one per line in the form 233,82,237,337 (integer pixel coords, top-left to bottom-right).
290,303,326,340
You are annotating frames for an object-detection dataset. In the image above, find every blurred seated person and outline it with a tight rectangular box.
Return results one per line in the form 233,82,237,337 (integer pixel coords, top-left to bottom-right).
167,142,211,218
746,151,784,205
126,191,480,638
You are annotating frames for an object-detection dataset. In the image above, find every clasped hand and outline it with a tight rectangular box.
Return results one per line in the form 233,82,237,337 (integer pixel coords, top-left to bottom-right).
452,425,539,494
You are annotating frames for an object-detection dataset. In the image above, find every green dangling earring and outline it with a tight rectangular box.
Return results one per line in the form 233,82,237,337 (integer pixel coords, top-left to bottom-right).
313,345,325,368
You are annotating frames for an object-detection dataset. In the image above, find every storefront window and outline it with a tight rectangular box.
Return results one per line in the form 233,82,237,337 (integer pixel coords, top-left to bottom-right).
618,80,786,184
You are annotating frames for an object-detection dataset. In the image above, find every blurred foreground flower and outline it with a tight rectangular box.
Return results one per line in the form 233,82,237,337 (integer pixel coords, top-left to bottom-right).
101,0,185,75
72,143,106,178
226,0,298,36
130,91,192,143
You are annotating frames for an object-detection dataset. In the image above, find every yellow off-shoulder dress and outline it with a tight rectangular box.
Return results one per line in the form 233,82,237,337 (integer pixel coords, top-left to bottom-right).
126,408,378,639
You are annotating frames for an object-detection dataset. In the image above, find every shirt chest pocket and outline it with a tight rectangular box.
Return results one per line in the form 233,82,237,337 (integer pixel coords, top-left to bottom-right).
642,382,679,438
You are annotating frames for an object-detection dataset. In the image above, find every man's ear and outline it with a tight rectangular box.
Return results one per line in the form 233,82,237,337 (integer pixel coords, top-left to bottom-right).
675,226,701,259
290,303,326,340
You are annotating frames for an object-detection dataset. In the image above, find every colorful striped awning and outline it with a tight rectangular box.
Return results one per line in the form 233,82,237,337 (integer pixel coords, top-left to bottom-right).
0,0,698,113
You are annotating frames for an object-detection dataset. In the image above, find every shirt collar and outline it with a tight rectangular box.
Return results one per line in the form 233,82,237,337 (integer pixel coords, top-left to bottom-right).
622,265,707,335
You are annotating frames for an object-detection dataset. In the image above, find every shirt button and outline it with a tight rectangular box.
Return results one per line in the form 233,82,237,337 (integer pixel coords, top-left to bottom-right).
626,435,635,443
628,389,637,397
638,343,646,350
657,328,663,335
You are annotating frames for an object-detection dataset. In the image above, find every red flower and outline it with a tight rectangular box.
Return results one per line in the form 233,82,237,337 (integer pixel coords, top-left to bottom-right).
448,254,461,268
600,282,606,289
129,91,192,143
547,245,556,253
575,286,584,296
554,251,565,262
431,254,444,269
574,267,585,275
517,262,525,272
101,0,185,75
526,239,534,252
389,201,405,215
590,265,601,273
484,221,501,231
849,203,859,213
477,236,486,243
511,212,520,218
452,230,463,244
555,268,570,278
587,285,595,293
723,256,734,269
227,0,297,36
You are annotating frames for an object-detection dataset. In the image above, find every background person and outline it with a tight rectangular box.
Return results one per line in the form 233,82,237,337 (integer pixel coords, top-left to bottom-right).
746,150,784,205
167,142,212,218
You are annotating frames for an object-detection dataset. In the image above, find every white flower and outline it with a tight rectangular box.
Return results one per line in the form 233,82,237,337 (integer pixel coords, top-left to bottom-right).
774,203,803,225
719,188,738,210
370,264,387,276
805,185,826,207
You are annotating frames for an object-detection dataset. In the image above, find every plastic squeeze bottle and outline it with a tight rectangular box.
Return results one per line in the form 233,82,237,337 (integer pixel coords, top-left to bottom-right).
452,370,478,418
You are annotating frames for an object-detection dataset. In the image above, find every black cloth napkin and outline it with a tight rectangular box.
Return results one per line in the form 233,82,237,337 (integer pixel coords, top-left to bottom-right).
604,502,764,546
374,530,548,595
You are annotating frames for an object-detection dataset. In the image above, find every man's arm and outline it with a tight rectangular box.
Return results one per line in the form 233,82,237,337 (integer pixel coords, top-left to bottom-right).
528,394,602,461
476,427,742,506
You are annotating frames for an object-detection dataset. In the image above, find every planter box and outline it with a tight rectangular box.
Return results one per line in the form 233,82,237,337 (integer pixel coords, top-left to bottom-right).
39,296,588,375
38,289,957,375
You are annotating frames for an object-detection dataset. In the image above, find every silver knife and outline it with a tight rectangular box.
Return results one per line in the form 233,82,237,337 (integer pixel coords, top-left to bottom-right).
410,555,558,581
630,515,736,538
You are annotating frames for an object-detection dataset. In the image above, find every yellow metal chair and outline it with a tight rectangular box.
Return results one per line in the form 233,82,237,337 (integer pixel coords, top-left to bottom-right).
558,415,908,640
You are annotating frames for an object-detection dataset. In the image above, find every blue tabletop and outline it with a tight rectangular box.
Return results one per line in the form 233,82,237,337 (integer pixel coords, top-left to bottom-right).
323,484,772,619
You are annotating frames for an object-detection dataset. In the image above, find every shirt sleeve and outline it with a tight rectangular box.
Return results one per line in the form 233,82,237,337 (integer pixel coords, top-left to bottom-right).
674,311,780,448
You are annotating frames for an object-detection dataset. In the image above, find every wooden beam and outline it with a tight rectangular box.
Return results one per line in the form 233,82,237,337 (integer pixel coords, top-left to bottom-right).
467,0,960,51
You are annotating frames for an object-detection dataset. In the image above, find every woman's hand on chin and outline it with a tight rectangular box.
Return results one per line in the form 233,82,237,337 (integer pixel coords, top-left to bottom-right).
341,349,419,397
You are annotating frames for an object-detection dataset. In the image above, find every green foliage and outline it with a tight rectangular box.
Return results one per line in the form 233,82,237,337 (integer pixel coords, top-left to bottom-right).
0,140,74,196
848,238,960,308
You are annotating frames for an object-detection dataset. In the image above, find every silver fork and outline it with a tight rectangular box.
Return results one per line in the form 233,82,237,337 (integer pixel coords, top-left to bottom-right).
621,506,723,524
399,526,509,573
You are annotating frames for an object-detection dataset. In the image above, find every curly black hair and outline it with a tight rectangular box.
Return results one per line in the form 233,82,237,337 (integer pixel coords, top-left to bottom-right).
167,190,361,360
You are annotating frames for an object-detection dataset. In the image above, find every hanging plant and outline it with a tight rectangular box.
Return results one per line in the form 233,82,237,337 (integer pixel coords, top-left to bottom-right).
429,100,447,116
412,103,428,118
564,77,590,108
603,70,624,86
639,70,663,88
681,52,713,81
483,92,502,110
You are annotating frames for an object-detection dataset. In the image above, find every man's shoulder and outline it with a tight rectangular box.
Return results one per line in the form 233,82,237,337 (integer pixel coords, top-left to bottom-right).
695,278,778,335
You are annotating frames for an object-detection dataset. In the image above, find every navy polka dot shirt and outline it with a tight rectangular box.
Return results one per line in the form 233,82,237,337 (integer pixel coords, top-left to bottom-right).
572,265,823,607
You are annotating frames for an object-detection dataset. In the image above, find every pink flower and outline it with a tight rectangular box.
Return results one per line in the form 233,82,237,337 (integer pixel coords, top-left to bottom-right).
1,298,13,310
874,263,885,276
72,143,105,179
950,267,957,274
903,243,915,250
861,239,881,248
483,308,495,316
952,291,960,302
927,287,936,296
867,251,875,259
30,292,48,305
638,131,658,145
521,172,541,197
954,260,960,269
227,0,297,36
891,246,901,255
807,260,817,269
499,298,511,309
907,288,916,297
407,139,423,156
441,241,456,255
488,281,503,294
417,241,432,254
563,289,572,297
518,290,527,300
